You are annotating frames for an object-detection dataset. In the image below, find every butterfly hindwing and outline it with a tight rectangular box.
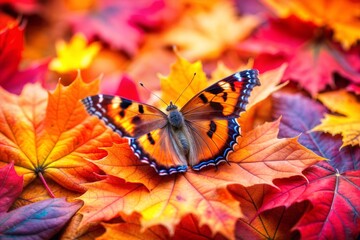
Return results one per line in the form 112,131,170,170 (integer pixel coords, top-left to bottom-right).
181,70,260,170
130,127,188,175
82,95,167,138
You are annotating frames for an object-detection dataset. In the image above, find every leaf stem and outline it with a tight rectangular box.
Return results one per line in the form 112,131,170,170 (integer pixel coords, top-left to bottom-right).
38,172,55,198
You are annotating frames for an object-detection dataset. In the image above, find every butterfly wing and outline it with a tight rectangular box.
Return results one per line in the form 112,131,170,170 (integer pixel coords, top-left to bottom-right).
82,94,188,174
180,70,260,170
82,95,168,138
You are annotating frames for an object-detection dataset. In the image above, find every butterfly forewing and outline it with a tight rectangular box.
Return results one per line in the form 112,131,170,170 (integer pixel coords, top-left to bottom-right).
181,70,260,120
181,70,260,170
82,95,167,138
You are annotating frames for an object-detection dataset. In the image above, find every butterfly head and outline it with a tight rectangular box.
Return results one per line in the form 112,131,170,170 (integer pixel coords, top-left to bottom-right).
166,101,178,112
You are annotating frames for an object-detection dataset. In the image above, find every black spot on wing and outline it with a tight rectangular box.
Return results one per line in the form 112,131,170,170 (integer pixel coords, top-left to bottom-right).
222,92,228,102
120,98,132,109
210,120,217,132
209,101,224,112
199,93,208,104
206,83,224,94
229,81,236,92
147,133,155,145
131,116,141,124
138,104,144,113
206,120,217,139
119,110,125,118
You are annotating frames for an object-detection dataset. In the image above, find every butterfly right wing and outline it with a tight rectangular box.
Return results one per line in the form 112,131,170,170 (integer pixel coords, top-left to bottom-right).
82,94,188,175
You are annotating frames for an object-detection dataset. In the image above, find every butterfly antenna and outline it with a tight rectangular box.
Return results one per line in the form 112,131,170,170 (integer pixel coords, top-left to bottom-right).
139,82,168,106
174,73,196,105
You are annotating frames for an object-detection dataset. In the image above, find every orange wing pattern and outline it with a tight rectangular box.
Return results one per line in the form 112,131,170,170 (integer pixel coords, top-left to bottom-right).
129,127,188,175
82,95,167,138
182,70,260,170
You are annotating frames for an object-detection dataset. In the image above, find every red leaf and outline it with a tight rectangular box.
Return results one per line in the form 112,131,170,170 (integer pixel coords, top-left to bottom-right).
0,198,82,239
269,93,360,238
0,162,23,213
238,16,360,95
230,184,309,239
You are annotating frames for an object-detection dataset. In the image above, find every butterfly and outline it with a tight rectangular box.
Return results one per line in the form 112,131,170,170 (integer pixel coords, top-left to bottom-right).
82,70,260,175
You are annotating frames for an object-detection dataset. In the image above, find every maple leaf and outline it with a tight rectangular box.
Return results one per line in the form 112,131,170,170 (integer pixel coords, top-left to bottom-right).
0,162,23,213
270,93,360,239
238,17,360,96
160,1,260,60
0,73,122,195
312,90,360,147
263,0,360,49
229,184,309,239
49,33,101,73
68,0,173,55
0,197,82,239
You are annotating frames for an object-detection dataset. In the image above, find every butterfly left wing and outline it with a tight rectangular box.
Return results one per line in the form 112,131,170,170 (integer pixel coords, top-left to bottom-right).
180,70,260,170
82,94,168,138
82,94,188,175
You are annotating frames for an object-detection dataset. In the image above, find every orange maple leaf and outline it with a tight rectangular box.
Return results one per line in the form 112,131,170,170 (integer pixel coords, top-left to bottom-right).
263,0,360,49
0,72,121,195
312,90,360,147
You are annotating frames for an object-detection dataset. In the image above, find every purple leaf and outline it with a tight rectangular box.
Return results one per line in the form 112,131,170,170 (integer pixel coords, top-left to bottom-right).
0,198,82,239
272,93,360,172
0,162,23,213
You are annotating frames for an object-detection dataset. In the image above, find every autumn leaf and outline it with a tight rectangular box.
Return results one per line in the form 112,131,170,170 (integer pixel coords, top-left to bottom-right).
0,73,121,194
0,162,23,213
0,198,82,239
312,90,360,147
271,93,360,239
98,213,170,240
263,0,360,49
229,184,309,239
49,33,101,73
238,17,360,96
98,213,227,240
160,1,260,60
158,53,208,110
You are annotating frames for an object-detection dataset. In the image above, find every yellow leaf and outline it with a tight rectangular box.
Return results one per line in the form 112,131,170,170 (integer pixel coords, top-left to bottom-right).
263,0,360,49
160,1,260,59
49,33,101,73
158,53,208,111
312,90,360,147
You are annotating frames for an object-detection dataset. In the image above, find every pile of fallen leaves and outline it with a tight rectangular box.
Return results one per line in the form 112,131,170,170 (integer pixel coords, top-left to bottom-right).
0,0,359,239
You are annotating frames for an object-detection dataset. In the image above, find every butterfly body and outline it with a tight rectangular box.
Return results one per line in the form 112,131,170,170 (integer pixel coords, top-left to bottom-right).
82,70,260,175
